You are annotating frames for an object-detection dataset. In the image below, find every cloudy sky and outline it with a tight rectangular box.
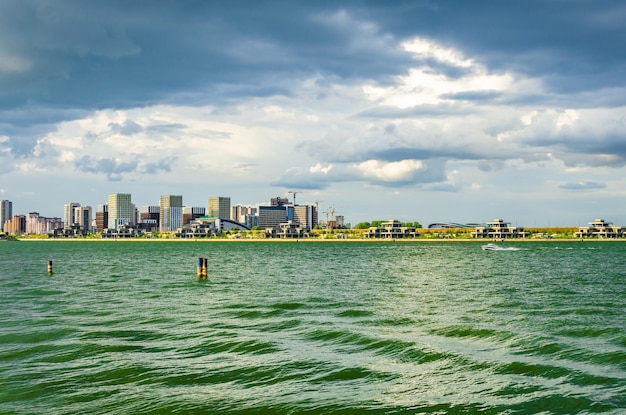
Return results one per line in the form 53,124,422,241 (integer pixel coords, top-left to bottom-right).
1,0,625,227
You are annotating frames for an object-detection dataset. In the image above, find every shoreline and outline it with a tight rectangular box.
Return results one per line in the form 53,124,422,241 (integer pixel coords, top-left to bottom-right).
13,237,623,243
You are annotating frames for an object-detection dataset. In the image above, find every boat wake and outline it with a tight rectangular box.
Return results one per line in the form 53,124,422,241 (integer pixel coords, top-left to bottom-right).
481,243,520,251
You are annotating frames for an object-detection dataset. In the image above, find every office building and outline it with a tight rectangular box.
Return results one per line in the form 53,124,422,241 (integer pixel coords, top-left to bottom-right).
63,203,80,227
0,200,12,231
293,205,318,231
96,204,108,232
208,197,231,219
74,206,93,231
258,205,287,230
107,193,133,230
159,195,183,232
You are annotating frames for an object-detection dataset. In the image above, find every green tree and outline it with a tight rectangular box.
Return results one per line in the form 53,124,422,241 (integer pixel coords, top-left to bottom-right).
371,220,384,227
353,222,371,229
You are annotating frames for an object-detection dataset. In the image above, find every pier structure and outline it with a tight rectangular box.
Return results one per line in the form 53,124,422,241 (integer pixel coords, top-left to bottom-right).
574,219,625,238
471,219,529,239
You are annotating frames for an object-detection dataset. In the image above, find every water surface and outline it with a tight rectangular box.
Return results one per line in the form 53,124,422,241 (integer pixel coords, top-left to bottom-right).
1,241,624,414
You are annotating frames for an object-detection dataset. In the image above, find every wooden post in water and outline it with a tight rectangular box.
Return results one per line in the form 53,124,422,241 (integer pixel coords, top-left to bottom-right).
201,257,208,279
47,260,53,275
197,258,203,279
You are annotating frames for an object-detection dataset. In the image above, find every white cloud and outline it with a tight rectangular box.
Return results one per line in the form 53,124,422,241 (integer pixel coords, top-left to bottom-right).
353,159,426,182
310,163,333,174
403,38,473,68
363,37,514,108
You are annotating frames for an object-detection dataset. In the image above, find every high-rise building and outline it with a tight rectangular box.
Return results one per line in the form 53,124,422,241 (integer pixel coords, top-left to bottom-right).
96,204,108,232
208,197,231,219
5,214,26,235
258,206,287,230
74,206,93,231
159,195,183,232
107,193,133,230
63,202,81,228
293,205,318,230
1,200,12,231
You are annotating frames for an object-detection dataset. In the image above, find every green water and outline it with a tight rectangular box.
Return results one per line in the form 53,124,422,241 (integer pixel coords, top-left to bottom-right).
1,241,625,414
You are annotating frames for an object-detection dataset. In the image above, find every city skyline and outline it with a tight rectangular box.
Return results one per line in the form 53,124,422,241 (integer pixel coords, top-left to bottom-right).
1,2,626,226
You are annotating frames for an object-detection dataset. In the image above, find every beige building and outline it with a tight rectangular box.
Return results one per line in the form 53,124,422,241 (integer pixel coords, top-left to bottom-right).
208,197,231,219
231,204,257,222
471,219,529,239
365,219,418,239
574,219,624,238
159,195,183,232
108,193,133,230
4,214,26,235
293,205,317,231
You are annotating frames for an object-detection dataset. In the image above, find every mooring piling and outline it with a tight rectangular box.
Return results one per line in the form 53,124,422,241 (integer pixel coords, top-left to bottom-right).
197,257,208,279
47,260,53,275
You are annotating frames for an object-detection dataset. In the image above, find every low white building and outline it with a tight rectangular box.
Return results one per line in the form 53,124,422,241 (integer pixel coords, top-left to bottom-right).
365,220,418,239
471,219,529,239
574,219,625,238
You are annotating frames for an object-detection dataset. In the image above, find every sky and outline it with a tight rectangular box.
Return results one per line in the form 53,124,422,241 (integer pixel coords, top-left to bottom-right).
1,0,626,227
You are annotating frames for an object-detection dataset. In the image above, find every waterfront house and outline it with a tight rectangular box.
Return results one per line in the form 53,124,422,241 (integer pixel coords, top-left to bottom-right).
471,219,529,239
574,219,625,238
365,220,418,239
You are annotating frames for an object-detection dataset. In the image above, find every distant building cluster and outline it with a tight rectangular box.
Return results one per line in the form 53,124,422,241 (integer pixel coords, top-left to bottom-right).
2,195,626,240
1,193,327,238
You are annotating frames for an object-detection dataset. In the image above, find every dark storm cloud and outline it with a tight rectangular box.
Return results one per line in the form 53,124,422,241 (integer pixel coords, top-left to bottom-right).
2,1,623,110
0,0,411,112
1,0,625,161
374,0,626,94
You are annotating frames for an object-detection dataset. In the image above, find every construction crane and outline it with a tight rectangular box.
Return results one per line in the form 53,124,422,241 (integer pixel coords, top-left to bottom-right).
325,205,344,230
325,205,337,231
287,191,305,206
